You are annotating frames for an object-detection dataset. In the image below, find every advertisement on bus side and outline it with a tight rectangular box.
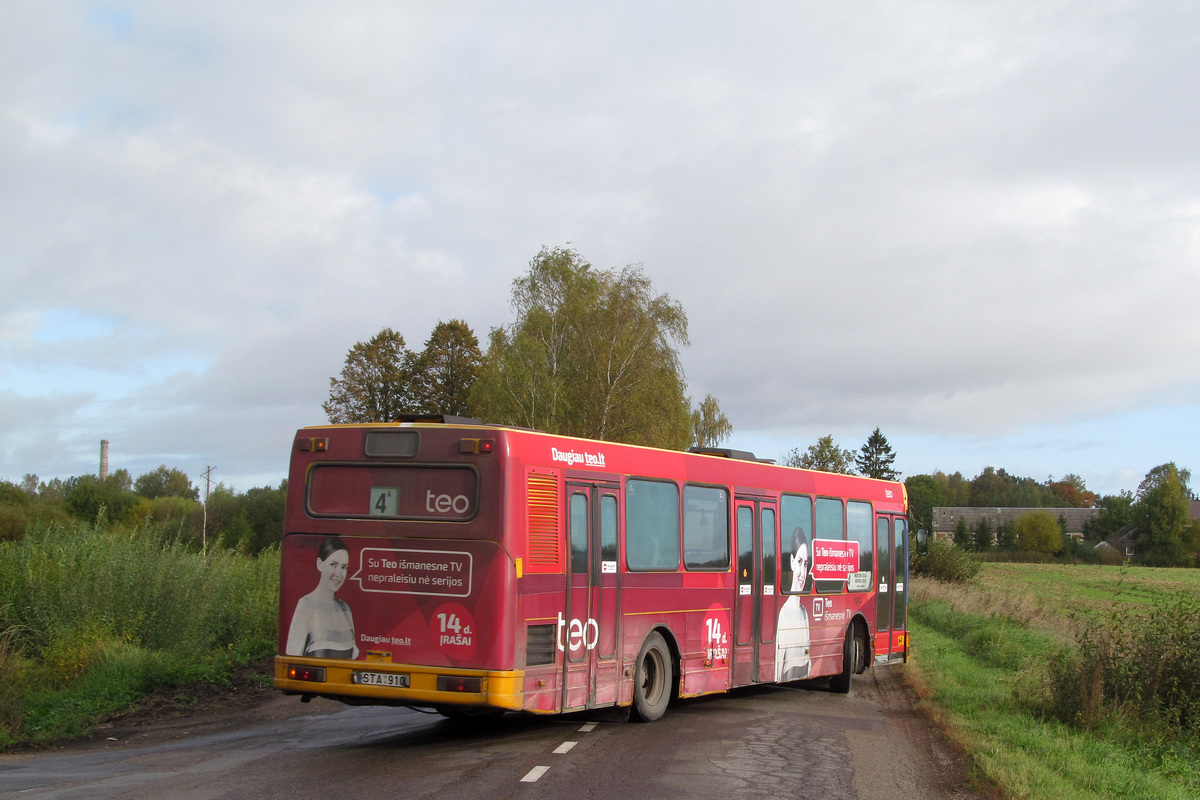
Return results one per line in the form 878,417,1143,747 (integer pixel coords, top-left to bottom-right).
279,534,508,669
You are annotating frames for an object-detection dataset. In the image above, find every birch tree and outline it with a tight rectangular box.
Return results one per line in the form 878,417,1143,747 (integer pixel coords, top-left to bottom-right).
472,246,724,450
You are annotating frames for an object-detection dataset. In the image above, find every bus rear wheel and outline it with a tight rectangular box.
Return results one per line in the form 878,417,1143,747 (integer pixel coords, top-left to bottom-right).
632,631,671,722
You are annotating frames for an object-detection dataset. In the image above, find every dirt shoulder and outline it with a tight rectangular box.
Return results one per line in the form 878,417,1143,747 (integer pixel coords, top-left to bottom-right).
17,657,342,754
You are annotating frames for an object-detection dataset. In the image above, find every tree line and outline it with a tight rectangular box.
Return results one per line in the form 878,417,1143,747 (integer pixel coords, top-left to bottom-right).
324,246,731,450
904,461,1199,567
0,468,284,555
777,429,1198,567
7,246,1193,567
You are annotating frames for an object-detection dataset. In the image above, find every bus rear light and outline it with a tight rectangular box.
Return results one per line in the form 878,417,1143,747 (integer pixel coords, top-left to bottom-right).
459,438,495,455
478,439,495,454
437,675,482,693
297,438,328,452
288,665,326,683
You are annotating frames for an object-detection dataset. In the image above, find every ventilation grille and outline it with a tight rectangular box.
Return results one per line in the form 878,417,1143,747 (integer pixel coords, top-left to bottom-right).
526,472,561,572
525,624,557,666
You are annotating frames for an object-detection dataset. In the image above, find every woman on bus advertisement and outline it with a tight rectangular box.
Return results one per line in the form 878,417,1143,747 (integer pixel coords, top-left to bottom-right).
774,526,811,681
286,535,360,660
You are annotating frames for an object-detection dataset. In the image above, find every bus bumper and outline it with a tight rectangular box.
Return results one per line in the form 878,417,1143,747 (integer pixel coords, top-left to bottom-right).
274,656,525,710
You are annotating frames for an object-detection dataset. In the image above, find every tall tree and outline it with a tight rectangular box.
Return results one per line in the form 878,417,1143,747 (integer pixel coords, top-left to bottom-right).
64,470,137,523
1134,462,1192,566
973,517,993,551
904,474,945,533
855,427,898,480
472,246,716,450
1082,491,1134,541
1048,474,1098,508
996,520,1018,550
324,328,419,423
933,471,971,506
953,517,971,549
135,465,199,501
690,394,732,448
968,467,1010,507
414,320,482,416
782,435,856,475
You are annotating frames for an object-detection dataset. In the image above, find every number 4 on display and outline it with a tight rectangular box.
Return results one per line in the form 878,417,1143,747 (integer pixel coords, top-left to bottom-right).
370,487,399,516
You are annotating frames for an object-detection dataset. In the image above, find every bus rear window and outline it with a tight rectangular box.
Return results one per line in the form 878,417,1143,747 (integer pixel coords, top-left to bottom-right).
307,464,479,521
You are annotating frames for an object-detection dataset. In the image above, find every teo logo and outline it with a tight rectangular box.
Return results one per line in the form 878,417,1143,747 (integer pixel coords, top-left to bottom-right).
556,612,599,651
425,490,471,515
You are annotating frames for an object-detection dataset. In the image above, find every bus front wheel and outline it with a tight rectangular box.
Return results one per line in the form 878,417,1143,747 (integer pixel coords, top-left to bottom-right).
830,624,860,694
632,631,671,722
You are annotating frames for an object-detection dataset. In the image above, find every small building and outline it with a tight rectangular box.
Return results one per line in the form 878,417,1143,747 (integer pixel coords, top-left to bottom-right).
932,506,1100,543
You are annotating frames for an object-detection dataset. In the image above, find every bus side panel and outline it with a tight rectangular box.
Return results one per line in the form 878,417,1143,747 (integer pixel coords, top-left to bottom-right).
679,591,736,697
280,534,515,671
617,574,733,700
805,593,861,678
517,572,566,713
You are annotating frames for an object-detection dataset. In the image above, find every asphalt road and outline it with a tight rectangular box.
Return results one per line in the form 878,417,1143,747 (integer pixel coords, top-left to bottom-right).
0,668,987,800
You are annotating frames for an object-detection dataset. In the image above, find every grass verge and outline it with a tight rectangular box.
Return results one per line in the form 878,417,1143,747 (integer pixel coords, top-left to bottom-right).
0,520,279,748
908,566,1200,800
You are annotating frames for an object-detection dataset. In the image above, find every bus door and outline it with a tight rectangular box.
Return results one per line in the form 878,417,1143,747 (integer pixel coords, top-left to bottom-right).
563,482,621,710
893,516,908,661
733,497,777,684
874,515,908,663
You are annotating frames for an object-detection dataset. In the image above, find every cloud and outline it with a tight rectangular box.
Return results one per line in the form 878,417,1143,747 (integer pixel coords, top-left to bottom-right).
1,1,1198,495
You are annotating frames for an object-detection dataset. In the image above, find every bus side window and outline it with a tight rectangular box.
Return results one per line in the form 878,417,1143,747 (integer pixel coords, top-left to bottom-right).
626,479,680,572
781,495,813,594
761,507,776,589
683,484,730,570
847,500,873,583
570,493,589,575
814,497,845,594
601,494,618,562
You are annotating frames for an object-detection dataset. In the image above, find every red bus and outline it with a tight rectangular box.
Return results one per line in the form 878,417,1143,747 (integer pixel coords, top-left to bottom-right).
274,416,909,721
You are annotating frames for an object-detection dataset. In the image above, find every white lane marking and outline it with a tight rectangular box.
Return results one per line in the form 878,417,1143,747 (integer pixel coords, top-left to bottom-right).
521,766,551,782
518,720,598,784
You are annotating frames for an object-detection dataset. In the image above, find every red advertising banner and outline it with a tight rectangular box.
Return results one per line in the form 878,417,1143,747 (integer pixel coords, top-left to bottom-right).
280,534,502,668
811,538,860,581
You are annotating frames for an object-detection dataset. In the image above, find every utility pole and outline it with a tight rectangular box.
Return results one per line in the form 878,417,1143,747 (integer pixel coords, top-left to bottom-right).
201,466,215,552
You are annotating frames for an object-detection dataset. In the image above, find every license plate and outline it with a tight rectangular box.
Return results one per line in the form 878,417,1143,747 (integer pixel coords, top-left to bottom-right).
354,671,410,688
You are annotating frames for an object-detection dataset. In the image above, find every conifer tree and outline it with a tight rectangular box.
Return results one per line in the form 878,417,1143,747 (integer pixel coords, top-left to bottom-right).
855,427,898,480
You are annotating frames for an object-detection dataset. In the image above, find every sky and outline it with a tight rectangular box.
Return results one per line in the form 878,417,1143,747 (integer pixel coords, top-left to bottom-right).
2,1,1198,498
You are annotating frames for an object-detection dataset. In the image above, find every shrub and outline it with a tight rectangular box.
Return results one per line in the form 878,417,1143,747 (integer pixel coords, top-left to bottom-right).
0,520,278,659
0,505,31,543
1047,590,1200,737
1013,511,1063,555
912,538,981,583
0,519,279,746
0,624,29,747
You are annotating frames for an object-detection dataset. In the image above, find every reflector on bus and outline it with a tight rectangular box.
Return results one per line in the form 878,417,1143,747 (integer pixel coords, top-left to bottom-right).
287,665,326,682
437,675,482,693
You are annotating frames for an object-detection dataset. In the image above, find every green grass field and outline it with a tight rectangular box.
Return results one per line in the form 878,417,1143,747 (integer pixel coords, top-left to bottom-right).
909,563,1200,800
